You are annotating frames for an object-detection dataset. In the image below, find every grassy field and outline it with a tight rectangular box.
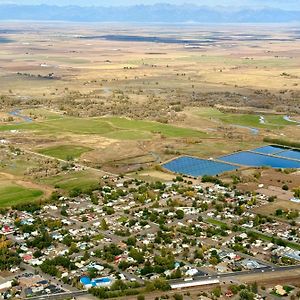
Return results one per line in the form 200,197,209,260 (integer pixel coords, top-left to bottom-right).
0,184,44,207
194,108,295,129
0,115,206,139
37,145,92,160
0,159,40,177
39,170,99,192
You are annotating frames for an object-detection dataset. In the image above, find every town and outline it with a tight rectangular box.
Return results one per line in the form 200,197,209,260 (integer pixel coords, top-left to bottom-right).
1,152,300,299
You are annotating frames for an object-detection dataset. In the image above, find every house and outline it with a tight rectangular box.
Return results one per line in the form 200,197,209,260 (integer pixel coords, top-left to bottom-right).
274,285,287,296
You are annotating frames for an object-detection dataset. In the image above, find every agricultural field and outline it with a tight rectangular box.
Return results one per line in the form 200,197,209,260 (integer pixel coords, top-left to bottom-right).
39,170,100,192
0,173,44,207
37,145,92,160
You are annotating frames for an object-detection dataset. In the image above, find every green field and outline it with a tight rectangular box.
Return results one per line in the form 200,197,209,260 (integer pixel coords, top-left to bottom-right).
0,159,40,177
40,170,99,191
195,108,295,129
0,115,206,139
37,145,92,160
0,184,44,207
103,117,206,138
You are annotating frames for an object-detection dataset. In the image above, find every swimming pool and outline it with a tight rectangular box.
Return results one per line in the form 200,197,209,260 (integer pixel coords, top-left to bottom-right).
80,276,112,287
219,151,300,169
163,156,239,177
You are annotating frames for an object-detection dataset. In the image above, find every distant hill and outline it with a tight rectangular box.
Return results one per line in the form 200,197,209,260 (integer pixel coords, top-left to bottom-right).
0,4,299,23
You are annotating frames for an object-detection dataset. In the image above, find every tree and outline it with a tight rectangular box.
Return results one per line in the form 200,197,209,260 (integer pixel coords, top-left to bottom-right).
101,219,109,230
212,286,222,298
239,289,255,300
173,294,183,300
175,209,184,219
293,188,300,198
282,184,289,191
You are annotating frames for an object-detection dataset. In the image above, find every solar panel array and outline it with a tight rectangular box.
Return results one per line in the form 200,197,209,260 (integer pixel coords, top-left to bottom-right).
163,145,300,177
163,156,238,177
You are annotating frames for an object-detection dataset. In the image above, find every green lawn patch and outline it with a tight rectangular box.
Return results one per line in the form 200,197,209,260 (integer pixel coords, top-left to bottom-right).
206,218,228,228
37,145,92,160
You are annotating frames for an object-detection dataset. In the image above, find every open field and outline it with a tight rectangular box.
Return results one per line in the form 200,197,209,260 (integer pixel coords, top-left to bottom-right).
37,145,92,160
0,185,43,207
0,116,206,139
192,107,296,129
0,173,44,207
39,170,99,192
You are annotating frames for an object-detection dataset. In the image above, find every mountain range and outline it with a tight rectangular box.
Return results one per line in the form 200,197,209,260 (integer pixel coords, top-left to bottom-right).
0,4,299,23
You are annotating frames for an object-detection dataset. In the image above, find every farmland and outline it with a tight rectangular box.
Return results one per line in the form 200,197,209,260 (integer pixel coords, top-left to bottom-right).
0,185,43,207
0,22,299,201
37,145,92,160
0,173,44,207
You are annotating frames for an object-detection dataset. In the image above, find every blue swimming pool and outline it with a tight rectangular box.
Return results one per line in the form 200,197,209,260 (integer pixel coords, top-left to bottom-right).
252,145,285,155
80,277,91,285
277,149,300,161
219,151,300,169
163,156,239,177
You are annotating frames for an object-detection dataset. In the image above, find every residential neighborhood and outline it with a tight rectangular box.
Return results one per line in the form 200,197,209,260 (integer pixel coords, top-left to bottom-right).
1,172,300,299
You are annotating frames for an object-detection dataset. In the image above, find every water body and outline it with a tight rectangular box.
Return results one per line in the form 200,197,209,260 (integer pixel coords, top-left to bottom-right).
81,35,196,44
283,115,300,125
163,156,238,177
80,33,296,45
234,125,259,135
0,37,13,43
259,116,265,124
9,110,32,123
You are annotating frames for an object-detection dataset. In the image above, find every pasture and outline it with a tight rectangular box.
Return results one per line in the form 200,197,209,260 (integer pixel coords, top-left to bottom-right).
0,115,206,139
0,174,44,207
37,145,92,160
39,170,99,192
193,107,296,129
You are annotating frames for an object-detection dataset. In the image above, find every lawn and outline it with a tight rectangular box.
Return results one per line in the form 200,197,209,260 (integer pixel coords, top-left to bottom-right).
37,145,92,160
206,218,228,228
0,184,44,207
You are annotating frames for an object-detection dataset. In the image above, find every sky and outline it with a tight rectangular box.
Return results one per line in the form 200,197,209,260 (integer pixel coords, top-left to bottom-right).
0,0,299,10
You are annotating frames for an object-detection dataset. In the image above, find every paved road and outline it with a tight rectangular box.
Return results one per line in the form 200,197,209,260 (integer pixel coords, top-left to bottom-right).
27,290,88,300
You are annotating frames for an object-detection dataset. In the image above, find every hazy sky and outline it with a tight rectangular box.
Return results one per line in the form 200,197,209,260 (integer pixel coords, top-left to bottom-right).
0,0,299,9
